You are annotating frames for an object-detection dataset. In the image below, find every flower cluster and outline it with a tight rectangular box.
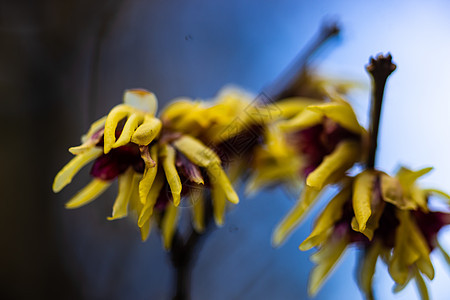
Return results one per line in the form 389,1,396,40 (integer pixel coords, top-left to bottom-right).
299,167,450,299
53,89,238,249
54,66,450,300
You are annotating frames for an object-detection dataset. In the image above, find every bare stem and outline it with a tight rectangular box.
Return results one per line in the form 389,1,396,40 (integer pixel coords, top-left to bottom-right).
169,201,214,300
366,54,396,169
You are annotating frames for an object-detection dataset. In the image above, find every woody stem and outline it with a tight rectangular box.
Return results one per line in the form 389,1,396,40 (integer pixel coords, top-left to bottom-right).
366,54,396,169
169,200,214,300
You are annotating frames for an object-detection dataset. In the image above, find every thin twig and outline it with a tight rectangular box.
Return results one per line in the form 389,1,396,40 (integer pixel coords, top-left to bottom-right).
365,54,396,169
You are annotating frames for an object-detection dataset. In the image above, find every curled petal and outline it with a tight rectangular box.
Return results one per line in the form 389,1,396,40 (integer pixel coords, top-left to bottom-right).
104,104,133,154
131,116,162,146
272,186,321,247
65,179,111,209
113,113,144,148
53,147,103,193
381,173,416,210
161,144,182,206
140,217,153,242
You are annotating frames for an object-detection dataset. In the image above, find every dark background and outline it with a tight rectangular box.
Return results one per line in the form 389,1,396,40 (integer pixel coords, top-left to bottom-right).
1,0,450,299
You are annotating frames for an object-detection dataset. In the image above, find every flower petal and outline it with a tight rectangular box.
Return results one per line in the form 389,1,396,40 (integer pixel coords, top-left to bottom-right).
352,170,375,232
381,173,416,210
139,145,158,204
211,179,226,226
124,89,158,115
81,116,107,143
206,163,239,204
308,236,348,296
161,202,179,250
272,186,321,246
104,104,133,154
357,240,382,299
65,179,111,209
53,147,103,193
278,109,322,132
190,189,205,232
107,168,136,220
300,186,350,250
306,141,360,189
414,267,430,300
308,102,361,135
173,135,221,167
269,97,321,119
131,116,162,145
113,113,143,148
161,144,182,206
138,173,164,227
140,217,153,242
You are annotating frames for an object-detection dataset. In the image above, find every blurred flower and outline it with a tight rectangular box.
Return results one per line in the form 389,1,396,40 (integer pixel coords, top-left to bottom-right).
297,167,450,299
272,98,366,245
53,89,239,249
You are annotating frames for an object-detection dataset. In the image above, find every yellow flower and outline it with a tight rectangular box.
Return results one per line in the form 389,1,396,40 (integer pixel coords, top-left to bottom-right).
272,99,365,246
294,167,450,299
53,89,240,249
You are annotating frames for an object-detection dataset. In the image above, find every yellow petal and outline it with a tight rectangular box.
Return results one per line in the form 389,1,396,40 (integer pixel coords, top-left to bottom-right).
80,116,107,143
381,173,416,210
300,186,350,250
308,101,361,135
113,113,143,148
104,104,133,154
308,236,348,296
107,168,136,220
397,167,433,187
357,240,382,299
272,186,321,246
278,109,323,132
424,188,450,204
139,145,159,204
269,97,321,119
190,189,205,232
352,170,375,232
437,241,450,267
53,147,103,193
414,267,430,300
140,217,153,242
161,202,179,250
138,173,164,227
173,135,221,167
206,162,239,204
211,179,227,226
131,116,162,145
306,141,360,189
161,144,182,206
65,179,111,209
124,89,158,115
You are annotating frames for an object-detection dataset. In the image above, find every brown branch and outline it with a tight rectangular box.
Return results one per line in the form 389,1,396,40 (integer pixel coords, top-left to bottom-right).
365,53,396,169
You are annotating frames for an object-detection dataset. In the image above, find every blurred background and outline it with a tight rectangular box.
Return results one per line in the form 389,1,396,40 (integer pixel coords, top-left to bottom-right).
1,0,450,299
